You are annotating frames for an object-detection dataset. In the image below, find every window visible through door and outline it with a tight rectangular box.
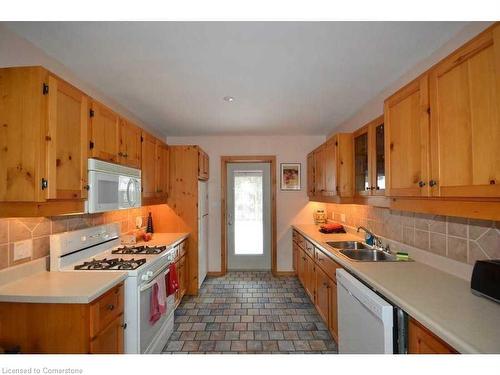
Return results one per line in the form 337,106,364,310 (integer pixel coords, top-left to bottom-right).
234,170,263,255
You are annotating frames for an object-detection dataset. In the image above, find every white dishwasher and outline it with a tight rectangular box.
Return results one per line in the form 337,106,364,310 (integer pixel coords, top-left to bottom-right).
337,269,395,354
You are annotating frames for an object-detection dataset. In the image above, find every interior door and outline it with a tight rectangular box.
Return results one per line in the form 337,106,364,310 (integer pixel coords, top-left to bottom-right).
227,162,271,270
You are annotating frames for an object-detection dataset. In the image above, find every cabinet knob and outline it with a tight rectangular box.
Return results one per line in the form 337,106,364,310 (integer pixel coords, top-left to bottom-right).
121,323,127,329
429,180,438,187
83,184,90,190
490,180,496,185
123,153,128,158
107,304,115,311
118,152,123,157
418,181,426,187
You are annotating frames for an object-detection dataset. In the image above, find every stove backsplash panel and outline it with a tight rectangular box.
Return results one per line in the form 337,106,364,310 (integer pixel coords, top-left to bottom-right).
0,205,163,270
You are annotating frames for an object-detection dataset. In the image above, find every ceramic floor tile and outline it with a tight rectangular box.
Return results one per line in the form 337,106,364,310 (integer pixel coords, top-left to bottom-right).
163,271,337,354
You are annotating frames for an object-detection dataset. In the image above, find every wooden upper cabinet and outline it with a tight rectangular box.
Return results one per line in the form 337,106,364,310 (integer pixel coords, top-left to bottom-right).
307,152,315,197
384,74,430,197
353,116,385,197
324,138,338,196
353,125,370,196
89,101,119,163
314,144,327,194
0,67,87,203
46,75,88,200
198,148,209,180
118,118,141,169
0,67,47,202
331,133,353,197
141,132,158,199
156,141,169,198
428,24,500,198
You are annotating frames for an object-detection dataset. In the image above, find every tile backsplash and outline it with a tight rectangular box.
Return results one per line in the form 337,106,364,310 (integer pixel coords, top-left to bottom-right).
0,206,159,270
326,204,500,265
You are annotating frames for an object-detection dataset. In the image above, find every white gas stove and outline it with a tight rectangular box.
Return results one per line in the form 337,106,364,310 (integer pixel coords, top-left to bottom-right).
50,223,177,354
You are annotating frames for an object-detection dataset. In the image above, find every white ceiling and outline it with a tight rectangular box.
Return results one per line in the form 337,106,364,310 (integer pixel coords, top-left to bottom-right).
6,22,468,137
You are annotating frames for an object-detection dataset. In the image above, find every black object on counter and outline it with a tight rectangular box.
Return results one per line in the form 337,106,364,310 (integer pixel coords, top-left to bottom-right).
471,259,500,303
146,212,154,233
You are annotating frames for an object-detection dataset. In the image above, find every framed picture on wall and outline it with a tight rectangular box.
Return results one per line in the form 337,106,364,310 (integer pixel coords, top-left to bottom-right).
280,163,301,191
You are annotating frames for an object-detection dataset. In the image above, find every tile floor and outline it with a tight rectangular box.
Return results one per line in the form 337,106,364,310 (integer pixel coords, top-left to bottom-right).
163,271,337,354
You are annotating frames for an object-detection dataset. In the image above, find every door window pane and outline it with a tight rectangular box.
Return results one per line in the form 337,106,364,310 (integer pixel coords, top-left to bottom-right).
375,124,385,190
234,171,263,255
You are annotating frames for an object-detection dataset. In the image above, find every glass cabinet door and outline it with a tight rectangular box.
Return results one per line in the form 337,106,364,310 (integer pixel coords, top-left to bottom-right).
354,131,369,194
374,123,385,193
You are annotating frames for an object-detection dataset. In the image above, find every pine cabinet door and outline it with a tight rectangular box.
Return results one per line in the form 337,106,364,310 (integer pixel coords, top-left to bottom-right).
90,315,124,354
89,101,119,163
324,138,338,196
384,74,430,197
118,119,141,168
141,132,158,199
0,67,46,202
156,141,169,199
46,75,88,200
315,266,330,325
314,145,326,194
329,279,339,342
307,152,315,197
428,25,500,197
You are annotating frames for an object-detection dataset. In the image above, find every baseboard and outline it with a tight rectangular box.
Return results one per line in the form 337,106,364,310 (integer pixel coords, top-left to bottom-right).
206,271,225,277
273,271,296,277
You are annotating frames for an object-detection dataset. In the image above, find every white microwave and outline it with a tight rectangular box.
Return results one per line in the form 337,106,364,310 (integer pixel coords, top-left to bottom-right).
87,159,141,213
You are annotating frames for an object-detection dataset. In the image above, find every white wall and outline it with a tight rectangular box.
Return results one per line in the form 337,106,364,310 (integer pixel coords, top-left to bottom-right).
168,135,326,272
0,24,163,139
328,21,494,135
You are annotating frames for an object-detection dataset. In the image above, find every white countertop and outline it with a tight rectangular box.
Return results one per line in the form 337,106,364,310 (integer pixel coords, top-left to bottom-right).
293,224,500,354
0,271,127,304
0,232,190,305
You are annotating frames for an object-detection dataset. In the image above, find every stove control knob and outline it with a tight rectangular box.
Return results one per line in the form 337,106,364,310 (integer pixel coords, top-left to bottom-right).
141,270,154,281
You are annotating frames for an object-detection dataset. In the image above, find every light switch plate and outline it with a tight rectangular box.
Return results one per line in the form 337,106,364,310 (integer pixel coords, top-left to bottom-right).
135,216,143,229
13,239,33,262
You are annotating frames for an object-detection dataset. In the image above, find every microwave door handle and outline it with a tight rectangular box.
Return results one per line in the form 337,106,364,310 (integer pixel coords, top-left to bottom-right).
134,179,141,206
126,179,134,207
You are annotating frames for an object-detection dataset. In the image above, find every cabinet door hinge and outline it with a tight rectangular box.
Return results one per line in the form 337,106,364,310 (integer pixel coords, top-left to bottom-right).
42,83,49,95
89,140,94,150
41,178,48,190
426,107,431,115
89,109,95,118
141,136,144,142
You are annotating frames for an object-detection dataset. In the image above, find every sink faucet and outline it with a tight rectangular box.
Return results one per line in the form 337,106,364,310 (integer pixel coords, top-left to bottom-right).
357,226,382,248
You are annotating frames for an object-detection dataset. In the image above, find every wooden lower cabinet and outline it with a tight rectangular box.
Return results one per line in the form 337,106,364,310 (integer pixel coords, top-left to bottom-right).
408,318,457,354
314,266,331,324
174,240,189,307
0,282,124,354
293,230,342,343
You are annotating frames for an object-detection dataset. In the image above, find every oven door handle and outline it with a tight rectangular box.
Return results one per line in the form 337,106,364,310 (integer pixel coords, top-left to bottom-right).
139,267,170,292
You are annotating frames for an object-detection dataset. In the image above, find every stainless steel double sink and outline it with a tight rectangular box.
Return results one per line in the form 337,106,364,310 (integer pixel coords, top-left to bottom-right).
326,241,400,262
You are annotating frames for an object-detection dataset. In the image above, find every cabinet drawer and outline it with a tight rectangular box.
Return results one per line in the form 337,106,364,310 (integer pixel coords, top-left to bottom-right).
304,240,315,258
90,283,124,338
315,248,342,280
296,233,306,250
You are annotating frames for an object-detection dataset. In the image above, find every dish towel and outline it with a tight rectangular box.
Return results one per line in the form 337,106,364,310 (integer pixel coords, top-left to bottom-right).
149,272,167,325
166,263,179,296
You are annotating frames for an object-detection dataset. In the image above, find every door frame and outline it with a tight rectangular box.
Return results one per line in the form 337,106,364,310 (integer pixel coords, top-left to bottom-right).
221,155,277,276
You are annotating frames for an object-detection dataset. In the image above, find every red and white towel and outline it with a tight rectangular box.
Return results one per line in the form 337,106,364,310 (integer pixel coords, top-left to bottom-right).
166,263,179,296
149,271,168,324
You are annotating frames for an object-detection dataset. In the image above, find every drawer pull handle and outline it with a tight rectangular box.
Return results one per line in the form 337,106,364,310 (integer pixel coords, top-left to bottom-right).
107,304,115,311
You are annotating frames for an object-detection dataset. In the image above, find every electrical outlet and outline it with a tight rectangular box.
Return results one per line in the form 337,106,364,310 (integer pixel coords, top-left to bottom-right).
135,216,143,229
340,213,346,222
13,239,33,262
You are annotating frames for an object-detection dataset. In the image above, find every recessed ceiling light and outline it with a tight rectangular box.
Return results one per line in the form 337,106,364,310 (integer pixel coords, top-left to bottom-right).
223,96,235,103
